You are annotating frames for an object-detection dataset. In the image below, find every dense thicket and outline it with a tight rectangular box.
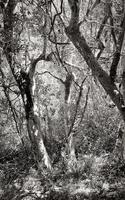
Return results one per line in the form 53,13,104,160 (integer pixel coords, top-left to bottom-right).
0,0,125,199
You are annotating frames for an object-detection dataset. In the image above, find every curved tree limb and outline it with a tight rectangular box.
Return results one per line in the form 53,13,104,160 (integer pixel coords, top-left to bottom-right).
66,0,125,121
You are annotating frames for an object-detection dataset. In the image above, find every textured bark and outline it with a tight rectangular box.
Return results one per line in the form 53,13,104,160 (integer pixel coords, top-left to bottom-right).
63,73,77,169
67,132,77,172
66,27,125,119
24,72,52,170
2,0,52,170
66,0,125,160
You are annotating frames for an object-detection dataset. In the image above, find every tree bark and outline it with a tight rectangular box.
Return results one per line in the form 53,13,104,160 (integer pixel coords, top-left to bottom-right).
2,0,52,170
66,0,125,160
66,1,125,118
23,70,52,170
67,132,77,172
63,72,78,170
65,27,125,119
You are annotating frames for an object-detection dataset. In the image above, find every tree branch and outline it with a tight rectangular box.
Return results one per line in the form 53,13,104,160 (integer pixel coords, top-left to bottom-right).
110,14,125,83
68,77,87,136
96,15,109,40
66,1,125,121
39,71,65,84
0,65,25,147
29,52,54,80
87,0,101,16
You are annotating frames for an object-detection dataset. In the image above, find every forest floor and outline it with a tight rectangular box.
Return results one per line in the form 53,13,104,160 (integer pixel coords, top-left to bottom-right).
0,152,125,200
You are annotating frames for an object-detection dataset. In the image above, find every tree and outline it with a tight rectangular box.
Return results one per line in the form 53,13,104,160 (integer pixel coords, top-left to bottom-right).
0,0,53,170
1,0,125,170
65,0,125,159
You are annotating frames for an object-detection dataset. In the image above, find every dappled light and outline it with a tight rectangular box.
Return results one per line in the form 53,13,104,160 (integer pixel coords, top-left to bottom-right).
0,0,125,199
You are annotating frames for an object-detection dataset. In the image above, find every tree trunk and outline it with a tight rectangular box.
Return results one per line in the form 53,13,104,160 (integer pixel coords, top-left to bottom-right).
65,27,125,119
63,78,77,170
26,111,52,170
67,132,77,171
2,0,52,170
22,66,52,170
66,0,125,161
